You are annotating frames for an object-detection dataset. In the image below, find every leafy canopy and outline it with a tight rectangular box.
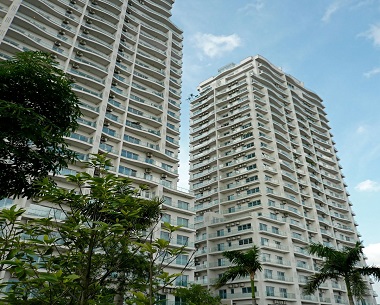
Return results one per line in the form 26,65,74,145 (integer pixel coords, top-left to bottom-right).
304,242,380,305
0,51,81,199
0,155,162,305
174,284,221,305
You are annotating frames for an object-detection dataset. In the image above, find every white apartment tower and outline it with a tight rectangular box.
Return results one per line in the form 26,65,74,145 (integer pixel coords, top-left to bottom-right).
0,0,194,300
190,56,376,305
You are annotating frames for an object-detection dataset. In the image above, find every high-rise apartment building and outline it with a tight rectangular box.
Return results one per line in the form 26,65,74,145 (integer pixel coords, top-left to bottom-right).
190,55,376,305
0,0,194,300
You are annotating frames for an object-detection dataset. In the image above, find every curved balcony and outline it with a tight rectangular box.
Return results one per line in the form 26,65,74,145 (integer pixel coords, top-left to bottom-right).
125,120,161,142
129,93,163,115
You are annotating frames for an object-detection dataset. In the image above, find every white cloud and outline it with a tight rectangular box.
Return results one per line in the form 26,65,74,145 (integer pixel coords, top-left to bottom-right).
355,179,380,192
360,24,380,47
364,67,380,78
322,1,343,23
237,0,264,14
364,243,380,266
193,33,241,58
356,125,367,133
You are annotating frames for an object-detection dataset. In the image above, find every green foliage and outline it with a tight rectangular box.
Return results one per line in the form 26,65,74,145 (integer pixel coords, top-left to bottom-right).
304,242,380,305
215,245,262,305
0,155,161,305
0,51,81,199
174,284,221,305
131,219,196,305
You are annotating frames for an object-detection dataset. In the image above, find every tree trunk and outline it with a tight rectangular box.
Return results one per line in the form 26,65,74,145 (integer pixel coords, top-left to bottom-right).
345,278,355,305
250,273,257,305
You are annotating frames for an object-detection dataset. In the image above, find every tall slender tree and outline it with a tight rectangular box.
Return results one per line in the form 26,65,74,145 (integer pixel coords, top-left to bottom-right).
215,245,262,305
304,242,380,305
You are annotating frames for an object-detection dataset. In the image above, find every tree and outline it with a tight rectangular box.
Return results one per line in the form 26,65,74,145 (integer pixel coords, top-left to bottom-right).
215,245,262,305
0,51,81,199
304,242,380,305
174,284,221,305
0,155,162,305
131,222,196,305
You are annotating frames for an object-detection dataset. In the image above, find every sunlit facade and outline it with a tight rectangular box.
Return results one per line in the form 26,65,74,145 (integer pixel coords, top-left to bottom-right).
190,55,377,305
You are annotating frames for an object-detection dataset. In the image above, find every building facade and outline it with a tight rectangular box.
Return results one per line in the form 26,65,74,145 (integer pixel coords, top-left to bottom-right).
0,0,194,301
190,56,376,305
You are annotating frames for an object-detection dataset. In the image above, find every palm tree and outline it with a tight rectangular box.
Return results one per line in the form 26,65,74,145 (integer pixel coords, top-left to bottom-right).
304,241,380,305
215,245,262,305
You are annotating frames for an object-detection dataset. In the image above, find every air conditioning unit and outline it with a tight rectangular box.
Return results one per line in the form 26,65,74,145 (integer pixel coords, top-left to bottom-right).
145,168,151,174
86,18,92,24
63,19,70,24
112,81,118,86
83,29,90,34
76,51,83,57
54,41,61,46
161,174,167,179
103,122,110,127
89,9,95,14
100,137,107,142
146,152,152,158
106,107,113,113
66,9,73,14
240,283,245,287
59,29,65,35
79,40,86,45
72,63,79,69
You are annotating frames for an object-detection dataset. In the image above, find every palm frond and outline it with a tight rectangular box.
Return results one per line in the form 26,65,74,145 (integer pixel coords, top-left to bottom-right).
349,271,368,300
214,265,248,288
357,266,380,282
345,242,363,269
308,243,338,260
304,271,339,295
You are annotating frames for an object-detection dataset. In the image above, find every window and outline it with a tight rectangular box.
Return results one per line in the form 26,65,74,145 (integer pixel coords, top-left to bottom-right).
219,290,227,299
237,223,251,231
259,223,267,231
264,269,273,279
261,237,269,246
177,217,189,227
239,238,252,245
277,271,285,281
266,187,274,194
124,134,140,144
279,288,287,298
247,187,259,195
160,231,170,241
248,199,261,207
266,286,275,296
246,152,256,159
119,166,136,177
165,149,174,157
246,175,258,182
121,150,138,160
166,135,175,143
217,229,225,236
262,253,270,262
178,200,189,210
246,164,257,171
175,275,188,287
217,258,224,266
242,287,252,294
161,213,171,223
272,226,279,234
163,196,172,205
176,255,188,266
217,243,225,251
177,235,188,246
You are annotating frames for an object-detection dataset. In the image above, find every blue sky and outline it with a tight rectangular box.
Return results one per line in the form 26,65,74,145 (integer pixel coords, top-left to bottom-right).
171,0,380,284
